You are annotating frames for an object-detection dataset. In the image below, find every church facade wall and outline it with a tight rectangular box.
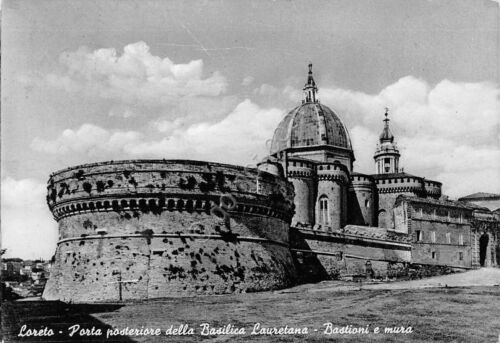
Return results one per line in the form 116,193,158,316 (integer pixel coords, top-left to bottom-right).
287,160,316,227
315,164,349,230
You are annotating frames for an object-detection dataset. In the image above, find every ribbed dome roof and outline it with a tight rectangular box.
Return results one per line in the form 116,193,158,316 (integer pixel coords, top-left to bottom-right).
270,102,353,155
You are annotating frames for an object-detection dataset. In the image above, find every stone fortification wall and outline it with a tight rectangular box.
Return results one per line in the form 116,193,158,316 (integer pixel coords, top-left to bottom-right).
348,173,377,226
375,176,424,229
43,160,296,302
424,180,442,199
291,225,411,281
287,159,316,227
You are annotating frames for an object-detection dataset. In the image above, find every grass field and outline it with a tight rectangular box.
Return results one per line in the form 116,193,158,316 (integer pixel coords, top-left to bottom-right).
2,283,500,343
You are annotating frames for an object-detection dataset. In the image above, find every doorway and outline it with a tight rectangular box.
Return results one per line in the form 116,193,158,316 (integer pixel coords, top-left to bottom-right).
479,233,489,267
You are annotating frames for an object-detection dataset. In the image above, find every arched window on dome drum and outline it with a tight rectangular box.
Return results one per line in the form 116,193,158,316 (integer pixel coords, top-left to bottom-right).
319,196,329,226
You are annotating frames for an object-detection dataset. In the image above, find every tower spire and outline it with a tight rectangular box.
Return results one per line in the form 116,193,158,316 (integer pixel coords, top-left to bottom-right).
303,63,318,103
379,107,394,143
374,107,400,174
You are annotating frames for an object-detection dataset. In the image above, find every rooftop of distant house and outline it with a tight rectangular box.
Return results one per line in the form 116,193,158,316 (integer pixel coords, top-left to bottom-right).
458,192,500,201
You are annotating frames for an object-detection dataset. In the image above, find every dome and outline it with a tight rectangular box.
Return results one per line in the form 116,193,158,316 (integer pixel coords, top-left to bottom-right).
270,64,353,156
270,102,353,155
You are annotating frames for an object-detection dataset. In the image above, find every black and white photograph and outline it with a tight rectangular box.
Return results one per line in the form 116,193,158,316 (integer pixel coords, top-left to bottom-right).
1,0,499,342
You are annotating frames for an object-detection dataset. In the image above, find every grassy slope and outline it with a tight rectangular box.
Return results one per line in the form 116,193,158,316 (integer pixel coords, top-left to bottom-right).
2,286,500,342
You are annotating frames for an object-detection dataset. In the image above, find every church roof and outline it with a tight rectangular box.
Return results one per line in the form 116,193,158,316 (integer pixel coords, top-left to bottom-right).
270,65,352,155
458,192,500,200
396,194,473,210
371,172,420,179
370,172,442,185
461,202,491,211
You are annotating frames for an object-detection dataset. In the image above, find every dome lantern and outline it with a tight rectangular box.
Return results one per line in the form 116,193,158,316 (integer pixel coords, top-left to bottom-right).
303,63,318,103
374,108,400,174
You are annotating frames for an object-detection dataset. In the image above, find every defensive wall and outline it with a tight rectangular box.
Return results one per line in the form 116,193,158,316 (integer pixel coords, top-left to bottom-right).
290,225,412,281
43,160,296,302
373,174,441,229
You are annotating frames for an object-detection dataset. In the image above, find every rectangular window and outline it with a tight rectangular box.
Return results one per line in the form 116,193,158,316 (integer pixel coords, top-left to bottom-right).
416,230,422,242
446,232,451,244
431,231,436,243
459,234,464,245
458,252,464,261
431,251,436,259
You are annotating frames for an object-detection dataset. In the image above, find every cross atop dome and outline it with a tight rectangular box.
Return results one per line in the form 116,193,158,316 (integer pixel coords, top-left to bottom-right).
303,63,318,103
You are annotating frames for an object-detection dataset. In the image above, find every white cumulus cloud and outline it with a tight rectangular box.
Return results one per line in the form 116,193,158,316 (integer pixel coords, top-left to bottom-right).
31,100,285,166
1,178,58,259
45,41,228,107
319,76,500,198
31,124,142,156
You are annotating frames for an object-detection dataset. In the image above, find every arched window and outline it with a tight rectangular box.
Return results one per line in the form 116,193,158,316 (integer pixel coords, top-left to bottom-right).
319,196,329,225
378,209,387,227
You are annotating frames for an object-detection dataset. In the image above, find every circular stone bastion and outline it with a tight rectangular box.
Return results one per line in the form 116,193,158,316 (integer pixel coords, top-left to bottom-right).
43,159,296,302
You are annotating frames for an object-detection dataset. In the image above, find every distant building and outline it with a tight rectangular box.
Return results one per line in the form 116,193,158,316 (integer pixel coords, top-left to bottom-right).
393,196,473,268
1,259,23,279
458,192,500,212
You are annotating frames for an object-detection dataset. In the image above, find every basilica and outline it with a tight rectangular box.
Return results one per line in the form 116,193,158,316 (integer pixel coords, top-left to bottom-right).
264,64,499,279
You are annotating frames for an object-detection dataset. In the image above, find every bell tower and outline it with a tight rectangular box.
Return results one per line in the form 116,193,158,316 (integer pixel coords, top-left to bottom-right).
374,108,400,174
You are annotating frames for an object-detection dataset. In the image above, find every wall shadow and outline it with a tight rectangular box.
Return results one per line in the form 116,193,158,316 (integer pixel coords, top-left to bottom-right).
289,228,330,283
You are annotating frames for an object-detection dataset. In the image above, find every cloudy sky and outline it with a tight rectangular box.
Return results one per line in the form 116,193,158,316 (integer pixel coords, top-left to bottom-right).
2,0,499,259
